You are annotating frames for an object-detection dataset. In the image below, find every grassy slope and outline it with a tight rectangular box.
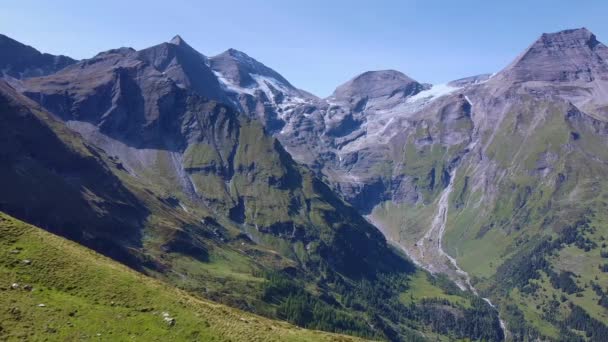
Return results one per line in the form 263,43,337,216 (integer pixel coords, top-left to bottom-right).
0,211,362,342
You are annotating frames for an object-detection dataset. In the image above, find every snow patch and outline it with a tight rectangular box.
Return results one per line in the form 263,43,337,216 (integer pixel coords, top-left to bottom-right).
213,70,309,121
251,74,290,96
213,70,255,95
406,83,460,103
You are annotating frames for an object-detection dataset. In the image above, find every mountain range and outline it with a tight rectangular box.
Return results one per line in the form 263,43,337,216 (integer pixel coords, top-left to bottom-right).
1,27,608,341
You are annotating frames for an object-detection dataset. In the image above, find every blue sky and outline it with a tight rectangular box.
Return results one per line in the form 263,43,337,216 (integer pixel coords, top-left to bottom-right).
2,0,607,96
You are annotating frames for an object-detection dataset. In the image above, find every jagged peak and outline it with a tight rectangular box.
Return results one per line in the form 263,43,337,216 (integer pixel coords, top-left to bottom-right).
169,34,186,46
166,34,202,55
138,34,209,64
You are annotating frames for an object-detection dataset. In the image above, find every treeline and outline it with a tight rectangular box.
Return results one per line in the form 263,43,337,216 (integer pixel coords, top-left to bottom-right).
502,303,541,341
261,272,379,339
562,304,608,341
548,270,582,294
260,271,504,341
591,281,608,310
496,218,593,291
414,297,504,340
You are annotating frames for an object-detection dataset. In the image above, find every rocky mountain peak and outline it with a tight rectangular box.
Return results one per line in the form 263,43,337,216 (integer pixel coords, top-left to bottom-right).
497,27,608,83
169,34,186,46
135,36,226,102
163,34,202,59
330,69,424,100
539,27,597,47
224,48,254,61
210,48,295,90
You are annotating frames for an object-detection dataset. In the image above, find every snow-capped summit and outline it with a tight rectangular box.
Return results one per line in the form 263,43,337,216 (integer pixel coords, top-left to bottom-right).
210,48,297,91
208,48,315,131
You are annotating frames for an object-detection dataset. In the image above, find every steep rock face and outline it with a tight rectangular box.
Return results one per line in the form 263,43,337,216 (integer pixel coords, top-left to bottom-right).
0,34,75,78
21,35,227,144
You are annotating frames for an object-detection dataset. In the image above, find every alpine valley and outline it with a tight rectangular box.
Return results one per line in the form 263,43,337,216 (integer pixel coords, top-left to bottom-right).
0,27,607,342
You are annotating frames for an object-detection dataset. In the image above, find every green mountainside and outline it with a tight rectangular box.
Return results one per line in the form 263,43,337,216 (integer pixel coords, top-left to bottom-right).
367,30,608,341
444,96,608,341
0,35,503,341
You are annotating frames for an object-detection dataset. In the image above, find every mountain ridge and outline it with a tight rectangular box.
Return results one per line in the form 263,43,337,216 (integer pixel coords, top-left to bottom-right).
2,27,608,341
0,34,76,79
